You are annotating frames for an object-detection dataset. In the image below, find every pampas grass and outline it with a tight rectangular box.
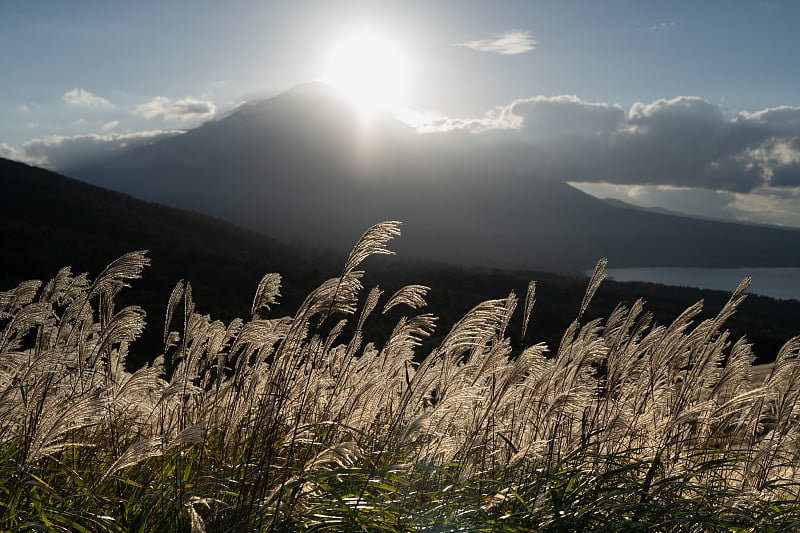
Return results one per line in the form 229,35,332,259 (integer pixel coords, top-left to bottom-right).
1,221,800,531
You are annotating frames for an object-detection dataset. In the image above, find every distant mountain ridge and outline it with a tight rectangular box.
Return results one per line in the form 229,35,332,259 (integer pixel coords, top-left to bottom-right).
599,197,780,228
68,82,800,271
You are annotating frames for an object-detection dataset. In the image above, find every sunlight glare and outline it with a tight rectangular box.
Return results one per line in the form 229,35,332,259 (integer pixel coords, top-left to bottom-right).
323,31,410,118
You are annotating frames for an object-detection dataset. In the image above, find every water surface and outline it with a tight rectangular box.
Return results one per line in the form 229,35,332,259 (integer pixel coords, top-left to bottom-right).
601,267,800,302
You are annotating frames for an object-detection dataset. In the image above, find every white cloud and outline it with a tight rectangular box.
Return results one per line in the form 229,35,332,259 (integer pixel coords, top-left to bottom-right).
5,130,184,170
457,30,536,55
424,95,625,139
509,95,625,141
133,96,169,119
425,96,800,193
0,143,26,161
422,95,800,227
100,120,119,132
638,21,677,32
134,96,216,121
419,107,518,134
730,187,800,227
62,88,113,108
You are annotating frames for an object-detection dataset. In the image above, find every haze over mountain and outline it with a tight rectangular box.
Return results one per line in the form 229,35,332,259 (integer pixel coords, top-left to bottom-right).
69,83,800,272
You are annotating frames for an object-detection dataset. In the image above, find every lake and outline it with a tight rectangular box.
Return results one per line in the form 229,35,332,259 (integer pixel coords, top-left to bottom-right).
600,267,800,302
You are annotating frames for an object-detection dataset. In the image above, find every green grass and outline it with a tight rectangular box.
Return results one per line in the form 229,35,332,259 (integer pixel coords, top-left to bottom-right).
1,221,799,532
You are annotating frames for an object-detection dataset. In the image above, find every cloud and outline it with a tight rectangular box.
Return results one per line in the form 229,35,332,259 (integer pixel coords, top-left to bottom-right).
419,107,518,134
62,88,113,108
730,187,800,227
426,95,800,193
0,143,26,162
638,21,677,32
5,130,184,170
509,95,625,142
133,96,216,121
571,182,739,221
100,120,119,132
457,30,536,55
422,95,625,139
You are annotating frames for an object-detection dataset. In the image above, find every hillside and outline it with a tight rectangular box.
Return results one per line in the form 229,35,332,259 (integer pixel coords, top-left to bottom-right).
0,157,342,362
3,156,800,366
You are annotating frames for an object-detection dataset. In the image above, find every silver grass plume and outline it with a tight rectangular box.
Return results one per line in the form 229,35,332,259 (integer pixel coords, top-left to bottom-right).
166,421,207,450
88,251,151,297
101,437,164,481
184,496,223,533
294,273,365,325
107,359,167,420
230,318,292,361
24,393,107,463
0,302,51,353
92,306,147,363
346,286,383,357
357,286,383,333
342,221,402,275
39,266,75,304
281,222,401,352
252,273,282,318
0,279,42,319
305,441,362,471
579,257,607,319
714,277,752,329
164,280,185,344
381,314,437,358
185,498,207,533
498,291,518,340
521,281,536,340
383,285,430,314
438,296,516,359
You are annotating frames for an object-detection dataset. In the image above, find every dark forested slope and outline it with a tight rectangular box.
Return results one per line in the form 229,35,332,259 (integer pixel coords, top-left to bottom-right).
3,156,800,366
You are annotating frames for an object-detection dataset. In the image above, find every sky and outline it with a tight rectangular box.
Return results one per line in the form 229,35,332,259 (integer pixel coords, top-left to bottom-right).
2,0,800,227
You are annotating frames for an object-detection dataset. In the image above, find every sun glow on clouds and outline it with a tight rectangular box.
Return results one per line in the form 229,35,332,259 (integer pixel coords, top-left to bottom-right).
322,30,410,119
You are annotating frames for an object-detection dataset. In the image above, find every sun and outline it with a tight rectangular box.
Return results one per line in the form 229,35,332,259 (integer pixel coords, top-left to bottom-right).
322,31,410,118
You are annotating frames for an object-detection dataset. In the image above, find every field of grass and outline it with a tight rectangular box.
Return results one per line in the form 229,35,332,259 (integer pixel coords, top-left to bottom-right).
2,221,799,532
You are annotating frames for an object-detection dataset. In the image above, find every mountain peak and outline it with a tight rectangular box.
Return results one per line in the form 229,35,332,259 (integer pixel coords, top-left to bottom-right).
216,81,415,140
66,85,800,272
282,80,344,99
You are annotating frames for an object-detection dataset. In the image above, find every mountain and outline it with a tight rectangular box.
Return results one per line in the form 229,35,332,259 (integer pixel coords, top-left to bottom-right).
600,197,777,227
69,82,800,271
0,156,334,286
5,155,800,365
0,156,345,363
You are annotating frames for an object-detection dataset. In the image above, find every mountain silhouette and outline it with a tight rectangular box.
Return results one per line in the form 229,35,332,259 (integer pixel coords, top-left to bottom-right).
6,155,800,365
68,82,800,271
